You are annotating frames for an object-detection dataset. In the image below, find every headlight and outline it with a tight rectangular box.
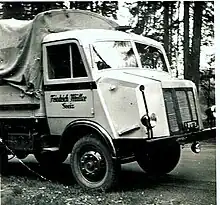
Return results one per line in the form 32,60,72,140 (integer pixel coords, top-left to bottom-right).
141,113,157,128
205,105,216,119
141,115,150,128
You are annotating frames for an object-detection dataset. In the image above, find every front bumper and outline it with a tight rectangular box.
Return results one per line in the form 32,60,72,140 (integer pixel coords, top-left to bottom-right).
113,127,215,162
145,127,216,144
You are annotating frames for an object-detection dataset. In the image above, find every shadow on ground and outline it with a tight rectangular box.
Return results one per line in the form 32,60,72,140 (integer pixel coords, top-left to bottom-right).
4,161,75,185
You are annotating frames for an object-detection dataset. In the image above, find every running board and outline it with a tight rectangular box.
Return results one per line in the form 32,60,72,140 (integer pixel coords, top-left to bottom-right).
120,156,136,164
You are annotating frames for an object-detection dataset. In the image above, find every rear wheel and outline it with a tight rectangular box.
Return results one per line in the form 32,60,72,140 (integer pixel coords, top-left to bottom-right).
0,145,8,175
15,151,28,160
34,151,67,167
70,135,119,191
135,141,181,175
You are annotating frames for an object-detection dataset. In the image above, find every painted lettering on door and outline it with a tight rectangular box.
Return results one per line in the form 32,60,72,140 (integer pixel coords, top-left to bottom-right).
50,93,87,109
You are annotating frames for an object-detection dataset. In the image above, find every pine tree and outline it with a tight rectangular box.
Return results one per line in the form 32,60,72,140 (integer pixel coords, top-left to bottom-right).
126,1,163,40
126,1,181,69
201,1,214,47
163,2,169,59
2,2,25,19
188,2,204,91
1,1,118,20
184,2,190,80
0,5,3,19
1,2,66,20
69,1,118,20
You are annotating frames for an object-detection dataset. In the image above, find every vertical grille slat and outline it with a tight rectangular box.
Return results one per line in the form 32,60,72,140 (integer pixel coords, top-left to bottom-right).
176,91,191,123
187,91,197,121
163,90,179,133
163,88,198,135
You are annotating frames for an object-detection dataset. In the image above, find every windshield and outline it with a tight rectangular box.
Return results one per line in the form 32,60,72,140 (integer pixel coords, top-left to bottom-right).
135,42,168,72
92,41,168,72
92,41,138,70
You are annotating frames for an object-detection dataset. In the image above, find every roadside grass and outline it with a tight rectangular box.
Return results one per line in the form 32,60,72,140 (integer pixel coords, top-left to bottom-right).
1,175,185,205
1,167,215,205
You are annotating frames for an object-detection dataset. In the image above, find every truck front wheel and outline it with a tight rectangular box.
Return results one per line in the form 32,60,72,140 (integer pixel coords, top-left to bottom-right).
135,141,181,175
70,135,118,191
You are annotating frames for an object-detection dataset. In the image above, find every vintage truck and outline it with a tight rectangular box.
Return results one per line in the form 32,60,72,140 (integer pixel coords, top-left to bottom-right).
0,9,215,190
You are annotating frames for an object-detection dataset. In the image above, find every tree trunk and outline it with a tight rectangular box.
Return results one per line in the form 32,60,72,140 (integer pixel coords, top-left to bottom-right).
191,2,204,91
169,3,173,65
184,2,190,79
163,2,170,62
175,1,181,78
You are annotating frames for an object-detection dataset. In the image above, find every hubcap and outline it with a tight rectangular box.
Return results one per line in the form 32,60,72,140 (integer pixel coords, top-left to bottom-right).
79,150,106,182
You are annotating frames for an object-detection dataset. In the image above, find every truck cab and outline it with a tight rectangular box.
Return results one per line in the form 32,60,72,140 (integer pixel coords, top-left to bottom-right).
42,28,202,137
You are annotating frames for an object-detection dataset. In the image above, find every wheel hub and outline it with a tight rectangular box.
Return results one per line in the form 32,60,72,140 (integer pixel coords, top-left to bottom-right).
80,151,105,179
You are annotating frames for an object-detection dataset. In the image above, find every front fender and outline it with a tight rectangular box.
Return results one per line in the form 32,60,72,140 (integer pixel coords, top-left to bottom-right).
61,120,117,158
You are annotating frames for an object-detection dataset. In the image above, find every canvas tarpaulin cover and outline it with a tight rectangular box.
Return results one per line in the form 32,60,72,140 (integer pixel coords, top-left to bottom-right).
0,9,118,95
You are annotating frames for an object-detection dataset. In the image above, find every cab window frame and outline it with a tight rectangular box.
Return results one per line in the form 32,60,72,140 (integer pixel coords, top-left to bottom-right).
133,40,171,74
43,39,91,85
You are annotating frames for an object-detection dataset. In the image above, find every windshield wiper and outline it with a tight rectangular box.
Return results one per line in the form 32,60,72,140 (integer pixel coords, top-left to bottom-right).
92,46,111,70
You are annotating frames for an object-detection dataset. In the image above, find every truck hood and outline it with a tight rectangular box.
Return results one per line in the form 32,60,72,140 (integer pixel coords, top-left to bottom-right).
96,68,198,139
96,69,171,83
97,68,171,139
95,69,195,88
121,69,172,82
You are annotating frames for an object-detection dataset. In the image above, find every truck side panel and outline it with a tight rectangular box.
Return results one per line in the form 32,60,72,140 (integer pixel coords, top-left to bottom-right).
0,85,40,118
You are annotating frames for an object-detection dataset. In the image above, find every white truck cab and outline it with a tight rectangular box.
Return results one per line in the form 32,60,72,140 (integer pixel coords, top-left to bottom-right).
0,10,215,191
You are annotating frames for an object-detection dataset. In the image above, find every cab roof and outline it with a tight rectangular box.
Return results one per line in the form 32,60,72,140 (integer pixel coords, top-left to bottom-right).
43,29,164,49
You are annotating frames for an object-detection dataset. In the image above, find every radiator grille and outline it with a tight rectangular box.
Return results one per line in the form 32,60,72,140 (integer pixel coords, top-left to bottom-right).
163,88,198,135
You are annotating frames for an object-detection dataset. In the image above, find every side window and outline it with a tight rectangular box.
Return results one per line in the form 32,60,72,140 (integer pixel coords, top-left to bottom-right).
47,44,71,79
135,43,168,72
47,43,88,80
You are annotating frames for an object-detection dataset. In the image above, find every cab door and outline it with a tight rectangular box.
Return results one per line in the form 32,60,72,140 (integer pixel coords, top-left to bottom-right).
42,40,95,134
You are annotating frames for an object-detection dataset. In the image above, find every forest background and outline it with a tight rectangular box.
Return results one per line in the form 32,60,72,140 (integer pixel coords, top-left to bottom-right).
0,1,215,120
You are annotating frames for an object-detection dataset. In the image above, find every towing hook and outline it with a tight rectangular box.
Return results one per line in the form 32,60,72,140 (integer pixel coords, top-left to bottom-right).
191,142,201,154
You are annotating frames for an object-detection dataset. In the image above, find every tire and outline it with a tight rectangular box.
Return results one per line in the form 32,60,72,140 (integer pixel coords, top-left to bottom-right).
70,135,118,191
15,152,28,160
0,146,8,175
34,151,67,167
135,141,181,175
